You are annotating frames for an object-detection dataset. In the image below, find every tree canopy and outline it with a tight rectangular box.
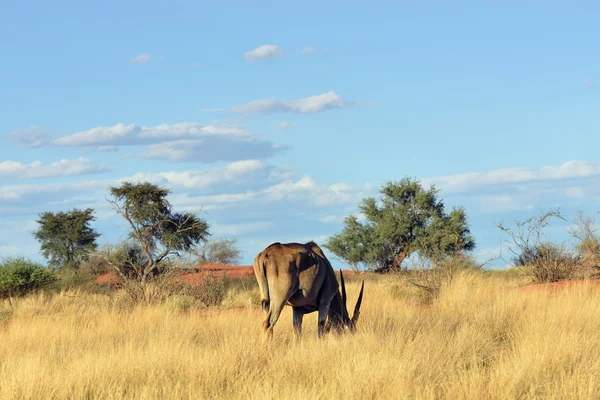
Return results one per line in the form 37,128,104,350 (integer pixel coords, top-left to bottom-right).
324,177,476,272
107,181,210,283
33,208,100,270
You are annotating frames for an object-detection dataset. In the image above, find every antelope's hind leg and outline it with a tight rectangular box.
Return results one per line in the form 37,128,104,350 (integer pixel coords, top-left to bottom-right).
292,307,304,341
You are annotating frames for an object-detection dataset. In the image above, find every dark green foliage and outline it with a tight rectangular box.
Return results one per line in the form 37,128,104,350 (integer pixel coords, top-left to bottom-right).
325,177,476,272
107,181,210,283
0,257,57,298
32,208,100,270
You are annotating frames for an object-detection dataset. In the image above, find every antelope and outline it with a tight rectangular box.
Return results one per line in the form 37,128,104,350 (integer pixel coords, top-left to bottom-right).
252,241,364,340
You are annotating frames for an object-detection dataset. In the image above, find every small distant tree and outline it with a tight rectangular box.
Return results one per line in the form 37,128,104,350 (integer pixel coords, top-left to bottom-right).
106,181,210,285
324,177,476,273
33,208,100,271
194,238,242,266
0,257,57,300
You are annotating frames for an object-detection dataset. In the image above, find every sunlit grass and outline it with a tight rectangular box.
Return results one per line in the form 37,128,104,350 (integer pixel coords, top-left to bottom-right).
1,273,600,399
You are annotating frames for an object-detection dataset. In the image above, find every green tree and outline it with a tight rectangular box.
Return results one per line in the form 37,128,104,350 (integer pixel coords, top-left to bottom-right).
324,177,476,273
0,257,57,299
33,208,100,270
107,181,210,283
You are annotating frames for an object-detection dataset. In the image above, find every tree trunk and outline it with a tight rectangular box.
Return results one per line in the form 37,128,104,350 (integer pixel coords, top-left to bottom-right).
392,248,410,271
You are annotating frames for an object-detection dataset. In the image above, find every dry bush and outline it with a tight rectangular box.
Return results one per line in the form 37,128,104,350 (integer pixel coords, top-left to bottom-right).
180,272,226,307
405,252,482,301
570,211,600,279
498,209,581,283
512,242,580,283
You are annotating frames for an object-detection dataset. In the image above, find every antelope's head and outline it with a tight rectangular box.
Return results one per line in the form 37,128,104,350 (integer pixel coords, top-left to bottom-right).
328,269,364,333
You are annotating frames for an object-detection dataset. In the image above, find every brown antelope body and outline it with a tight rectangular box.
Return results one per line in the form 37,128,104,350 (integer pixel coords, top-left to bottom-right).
252,241,364,340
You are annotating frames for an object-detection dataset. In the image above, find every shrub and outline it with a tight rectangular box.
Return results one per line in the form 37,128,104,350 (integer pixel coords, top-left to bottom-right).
497,209,581,283
54,267,115,295
0,257,57,299
406,252,481,301
165,295,197,313
513,242,579,283
183,272,226,307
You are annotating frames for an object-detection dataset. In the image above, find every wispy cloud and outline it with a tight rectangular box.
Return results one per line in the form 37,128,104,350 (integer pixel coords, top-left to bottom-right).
0,158,112,179
130,54,151,64
17,122,288,163
423,161,600,194
7,126,53,148
244,45,283,62
583,79,593,86
226,91,352,115
244,44,317,62
138,138,290,163
53,122,248,147
127,160,268,189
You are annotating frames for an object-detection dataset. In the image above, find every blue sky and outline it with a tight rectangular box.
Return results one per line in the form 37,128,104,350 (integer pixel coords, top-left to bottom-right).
1,0,599,269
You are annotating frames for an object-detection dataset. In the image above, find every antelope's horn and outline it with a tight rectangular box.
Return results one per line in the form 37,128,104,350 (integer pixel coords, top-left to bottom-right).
351,280,365,324
339,269,348,312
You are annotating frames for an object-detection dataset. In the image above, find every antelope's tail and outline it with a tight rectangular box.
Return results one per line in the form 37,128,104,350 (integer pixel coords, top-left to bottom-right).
252,251,270,312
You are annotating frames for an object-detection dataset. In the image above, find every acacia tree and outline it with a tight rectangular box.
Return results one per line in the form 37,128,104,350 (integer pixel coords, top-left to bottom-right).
33,208,100,270
107,181,210,284
324,177,476,273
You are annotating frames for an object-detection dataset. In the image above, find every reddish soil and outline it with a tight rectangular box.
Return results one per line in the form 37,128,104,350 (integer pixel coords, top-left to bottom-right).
96,264,358,287
514,279,600,293
96,272,123,289
95,264,255,287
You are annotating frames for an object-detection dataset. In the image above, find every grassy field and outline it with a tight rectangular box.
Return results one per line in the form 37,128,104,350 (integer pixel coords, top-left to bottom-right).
1,272,600,399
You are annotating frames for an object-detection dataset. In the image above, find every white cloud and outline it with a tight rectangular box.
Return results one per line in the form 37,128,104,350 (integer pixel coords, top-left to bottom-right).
229,91,351,114
279,121,296,130
0,158,112,179
49,122,287,162
583,79,593,86
127,160,267,189
53,122,249,147
7,126,52,148
138,138,288,163
130,54,151,64
244,45,283,62
423,161,600,194
264,176,369,207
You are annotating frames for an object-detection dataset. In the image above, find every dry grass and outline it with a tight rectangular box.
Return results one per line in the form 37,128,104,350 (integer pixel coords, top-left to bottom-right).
1,273,600,399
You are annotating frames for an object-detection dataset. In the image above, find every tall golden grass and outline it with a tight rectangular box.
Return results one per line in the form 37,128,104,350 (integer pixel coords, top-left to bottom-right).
1,273,600,399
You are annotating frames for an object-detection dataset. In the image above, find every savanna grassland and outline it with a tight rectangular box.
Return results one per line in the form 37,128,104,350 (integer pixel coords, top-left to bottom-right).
1,272,600,400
